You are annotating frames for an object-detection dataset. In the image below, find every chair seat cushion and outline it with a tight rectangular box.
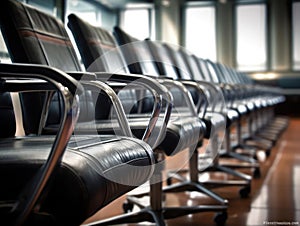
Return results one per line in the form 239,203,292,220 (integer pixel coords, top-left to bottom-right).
0,135,154,226
159,116,204,156
44,116,204,157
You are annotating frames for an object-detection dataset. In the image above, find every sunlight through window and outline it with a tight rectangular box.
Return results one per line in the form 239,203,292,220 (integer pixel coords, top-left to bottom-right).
122,8,152,40
236,4,267,71
185,6,216,61
293,2,300,70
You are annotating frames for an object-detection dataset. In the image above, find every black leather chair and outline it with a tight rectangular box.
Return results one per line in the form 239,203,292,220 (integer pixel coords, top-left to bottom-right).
0,63,156,226
67,14,228,225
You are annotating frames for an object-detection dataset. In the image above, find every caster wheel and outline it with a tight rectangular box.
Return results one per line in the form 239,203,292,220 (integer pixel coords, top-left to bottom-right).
239,185,251,198
253,168,261,178
214,212,227,226
167,177,172,186
123,201,134,213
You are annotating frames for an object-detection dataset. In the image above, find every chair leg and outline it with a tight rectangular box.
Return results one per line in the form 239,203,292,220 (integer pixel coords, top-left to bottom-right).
163,150,228,205
220,122,261,178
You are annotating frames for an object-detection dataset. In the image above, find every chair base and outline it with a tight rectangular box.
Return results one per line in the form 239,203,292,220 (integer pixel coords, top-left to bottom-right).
220,150,261,178
166,162,252,199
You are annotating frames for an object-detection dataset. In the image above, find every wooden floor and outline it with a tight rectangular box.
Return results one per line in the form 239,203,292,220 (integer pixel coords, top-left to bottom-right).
84,117,300,226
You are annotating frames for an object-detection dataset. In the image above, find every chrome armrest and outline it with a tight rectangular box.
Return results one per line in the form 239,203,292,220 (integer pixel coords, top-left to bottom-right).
95,72,173,149
157,78,198,117
0,63,82,225
185,80,227,114
180,80,209,118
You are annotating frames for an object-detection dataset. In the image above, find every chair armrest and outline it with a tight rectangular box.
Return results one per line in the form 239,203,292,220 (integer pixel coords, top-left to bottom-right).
179,80,209,118
95,72,173,149
157,78,198,117
0,63,82,225
0,63,83,95
186,80,227,114
80,80,133,138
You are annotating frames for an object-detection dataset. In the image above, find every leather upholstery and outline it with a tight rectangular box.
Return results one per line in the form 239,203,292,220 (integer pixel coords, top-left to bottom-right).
0,135,154,225
68,14,128,74
113,26,159,76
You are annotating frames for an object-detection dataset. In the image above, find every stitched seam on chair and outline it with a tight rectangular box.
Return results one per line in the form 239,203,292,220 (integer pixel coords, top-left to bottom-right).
19,29,73,46
22,4,50,66
86,38,115,49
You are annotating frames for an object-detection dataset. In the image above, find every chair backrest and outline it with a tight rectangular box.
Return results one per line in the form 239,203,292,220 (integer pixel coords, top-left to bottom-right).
196,58,216,82
0,0,81,71
0,0,99,134
68,14,128,74
178,49,205,82
113,26,159,76
159,43,192,80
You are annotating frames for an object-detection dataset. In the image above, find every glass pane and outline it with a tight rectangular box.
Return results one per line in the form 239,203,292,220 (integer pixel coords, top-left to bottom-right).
0,33,10,63
28,0,56,16
185,6,216,61
293,2,300,70
122,9,150,40
236,4,267,71
66,0,101,26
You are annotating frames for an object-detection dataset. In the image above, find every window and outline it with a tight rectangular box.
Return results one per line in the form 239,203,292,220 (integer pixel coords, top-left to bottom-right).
120,7,154,40
184,5,216,61
0,33,10,63
293,2,300,70
236,4,267,71
27,0,57,16
65,0,102,26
